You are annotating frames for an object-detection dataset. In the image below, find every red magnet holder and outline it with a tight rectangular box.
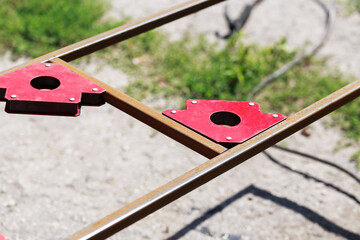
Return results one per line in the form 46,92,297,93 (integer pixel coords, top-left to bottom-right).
0,63,105,116
0,234,10,240
163,99,286,144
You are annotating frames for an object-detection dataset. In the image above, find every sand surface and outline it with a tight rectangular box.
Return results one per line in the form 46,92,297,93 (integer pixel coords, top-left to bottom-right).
0,0,359,239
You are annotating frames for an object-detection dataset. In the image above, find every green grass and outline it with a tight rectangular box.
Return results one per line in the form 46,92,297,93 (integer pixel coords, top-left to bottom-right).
0,0,359,165
351,150,360,169
341,0,360,13
122,33,359,139
119,32,360,165
126,34,297,100
0,0,120,58
349,0,360,12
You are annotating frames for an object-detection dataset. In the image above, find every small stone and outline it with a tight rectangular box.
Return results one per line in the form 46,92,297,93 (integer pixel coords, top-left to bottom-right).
4,199,16,207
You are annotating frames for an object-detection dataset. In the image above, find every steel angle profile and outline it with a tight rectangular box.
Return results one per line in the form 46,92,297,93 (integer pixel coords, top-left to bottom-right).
0,0,358,239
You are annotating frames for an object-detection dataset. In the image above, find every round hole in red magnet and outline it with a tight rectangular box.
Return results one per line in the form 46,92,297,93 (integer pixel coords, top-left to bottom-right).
210,111,241,127
31,76,60,90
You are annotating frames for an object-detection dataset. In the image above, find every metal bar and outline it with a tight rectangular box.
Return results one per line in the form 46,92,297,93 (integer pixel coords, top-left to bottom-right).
53,59,227,158
1,1,358,239
46,0,226,62
0,0,225,77
68,79,360,240
0,3,231,237
0,0,228,158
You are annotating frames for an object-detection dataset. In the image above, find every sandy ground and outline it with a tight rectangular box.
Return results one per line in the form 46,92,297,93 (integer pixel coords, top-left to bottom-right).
0,0,359,239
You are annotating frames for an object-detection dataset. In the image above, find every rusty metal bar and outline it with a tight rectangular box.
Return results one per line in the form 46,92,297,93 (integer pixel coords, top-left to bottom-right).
68,79,360,239
53,58,227,158
0,0,228,158
0,0,225,77
46,0,226,62
0,0,229,159
1,1,359,239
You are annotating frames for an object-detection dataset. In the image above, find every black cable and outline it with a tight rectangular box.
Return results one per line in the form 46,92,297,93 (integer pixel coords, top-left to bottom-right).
248,0,336,100
216,1,359,185
247,1,360,186
216,0,264,39
273,145,360,184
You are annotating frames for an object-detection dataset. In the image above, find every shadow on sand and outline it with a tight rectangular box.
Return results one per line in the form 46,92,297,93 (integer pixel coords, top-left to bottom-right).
167,152,359,240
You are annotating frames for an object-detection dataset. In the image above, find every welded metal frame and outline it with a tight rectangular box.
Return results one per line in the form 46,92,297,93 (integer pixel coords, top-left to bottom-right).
1,0,359,239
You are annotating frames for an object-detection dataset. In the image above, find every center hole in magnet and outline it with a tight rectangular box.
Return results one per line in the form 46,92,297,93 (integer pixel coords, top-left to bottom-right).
31,76,60,90
210,111,241,127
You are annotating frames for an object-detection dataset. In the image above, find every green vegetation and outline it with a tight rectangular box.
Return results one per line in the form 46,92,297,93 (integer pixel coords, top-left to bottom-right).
0,0,119,58
122,33,359,140
349,0,360,12
119,33,360,165
351,150,360,168
127,35,298,101
0,0,359,165
341,0,360,13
